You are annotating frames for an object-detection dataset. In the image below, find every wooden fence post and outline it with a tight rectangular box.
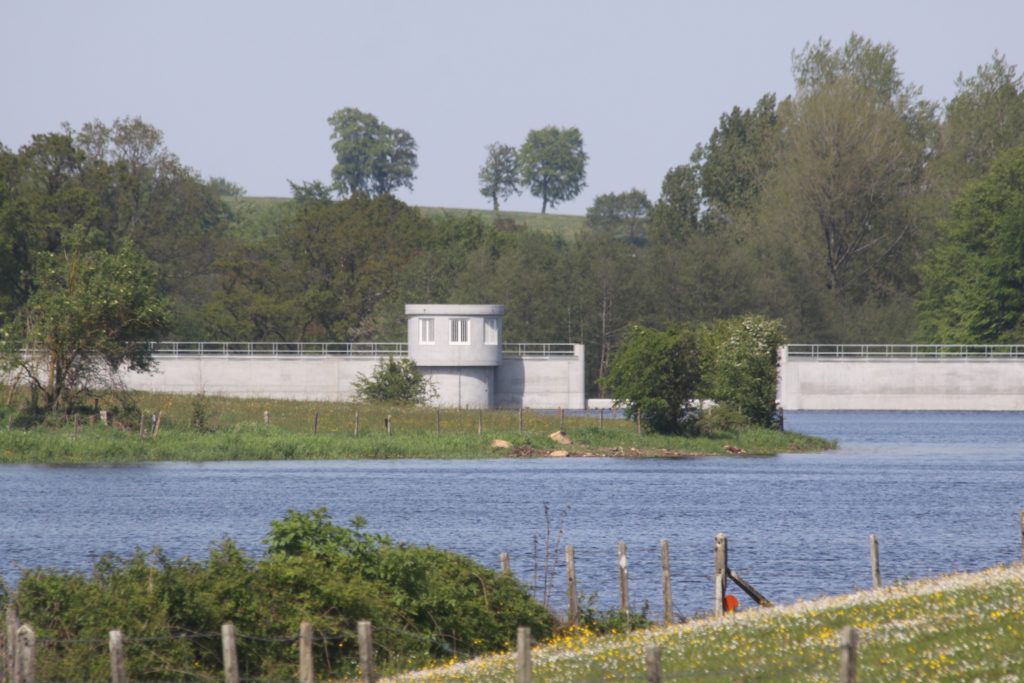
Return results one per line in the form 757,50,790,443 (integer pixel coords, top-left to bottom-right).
385,415,392,436
660,539,673,625
636,413,642,435
869,534,882,589
354,410,360,437
478,410,483,435
500,552,511,574
312,410,319,435
298,621,313,683
221,623,239,683
515,626,532,683
645,643,662,683
518,407,524,432
263,410,269,425
559,408,565,431
565,545,578,627
357,620,375,683
838,625,858,683
436,408,441,435
599,408,604,429
154,411,163,436
618,541,630,615
5,608,18,683
15,624,34,683
714,533,728,617
109,630,126,683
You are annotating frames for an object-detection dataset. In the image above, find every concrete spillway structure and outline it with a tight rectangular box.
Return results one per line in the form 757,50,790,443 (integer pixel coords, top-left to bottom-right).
121,304,585,409
778,344,1024,411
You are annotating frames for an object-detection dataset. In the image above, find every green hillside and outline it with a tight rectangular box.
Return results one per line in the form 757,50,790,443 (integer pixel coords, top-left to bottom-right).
416,205,587,237
224,196,587,240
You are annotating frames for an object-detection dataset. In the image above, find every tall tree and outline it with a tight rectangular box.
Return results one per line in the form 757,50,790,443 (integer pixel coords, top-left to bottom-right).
601,324,703,434
586,189,651,244
649,164,701,243
930,53,1024,199
691,93,780,228
327,108,418,197
0,230,170,412
207,195,433,342
917,145,1024,342
763,80,923,300
518,126,587,213
792,33,937,142
478,143,520,210
570,233,643,392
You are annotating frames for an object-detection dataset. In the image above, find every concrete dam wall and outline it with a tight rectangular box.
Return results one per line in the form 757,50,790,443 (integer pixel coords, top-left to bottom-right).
123,348,585,409
778,344,1024,411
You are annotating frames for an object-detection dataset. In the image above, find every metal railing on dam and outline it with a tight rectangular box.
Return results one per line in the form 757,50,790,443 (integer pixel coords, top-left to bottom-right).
787,344,1024,361
147,341,578,358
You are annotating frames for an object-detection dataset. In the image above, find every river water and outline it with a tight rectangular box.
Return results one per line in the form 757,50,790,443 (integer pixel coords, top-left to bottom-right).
1,411,1022,619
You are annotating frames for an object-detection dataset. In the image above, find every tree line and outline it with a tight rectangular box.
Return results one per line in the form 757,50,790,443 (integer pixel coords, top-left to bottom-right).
3,33,1024,414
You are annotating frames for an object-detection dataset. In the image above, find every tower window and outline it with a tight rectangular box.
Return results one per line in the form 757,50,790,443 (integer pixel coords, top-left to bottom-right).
450,318,470,344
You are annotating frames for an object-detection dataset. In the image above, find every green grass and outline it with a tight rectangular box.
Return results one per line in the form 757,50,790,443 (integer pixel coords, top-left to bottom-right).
223,196,589,241
390,563,1024,682
0,392,833,464
416,206,588,237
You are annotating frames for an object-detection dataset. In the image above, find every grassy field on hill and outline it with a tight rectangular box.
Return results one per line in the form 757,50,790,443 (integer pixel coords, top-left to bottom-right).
0,392,833,464
224,196,588,240
390,563,1024,682
416,205,588,236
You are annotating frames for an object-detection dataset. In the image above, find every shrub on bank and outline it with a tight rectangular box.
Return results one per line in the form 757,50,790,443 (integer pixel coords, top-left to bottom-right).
8,509,553,681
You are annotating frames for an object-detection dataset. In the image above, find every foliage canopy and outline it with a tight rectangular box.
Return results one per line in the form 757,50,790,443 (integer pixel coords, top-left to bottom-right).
1,230,170,412
518,126,587,213
478,142,520,210
328,108,418,197
917,145,1024,342
10,509,553,681
601,324,703,434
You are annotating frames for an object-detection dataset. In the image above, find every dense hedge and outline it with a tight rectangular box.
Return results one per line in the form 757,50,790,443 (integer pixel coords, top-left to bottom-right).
5,509,553,681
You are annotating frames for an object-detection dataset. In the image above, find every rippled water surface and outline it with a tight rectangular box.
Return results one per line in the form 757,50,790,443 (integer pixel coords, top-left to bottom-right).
2,411,1022,618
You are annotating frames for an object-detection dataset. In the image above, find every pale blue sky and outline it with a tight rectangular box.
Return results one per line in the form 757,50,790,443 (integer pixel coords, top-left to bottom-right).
2,1,1022,214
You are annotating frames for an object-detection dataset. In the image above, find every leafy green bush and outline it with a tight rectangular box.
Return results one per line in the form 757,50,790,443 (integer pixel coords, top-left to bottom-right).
702,316,785,427
602,317,785,434
600,325,703,434
11,509,552,681
353,356,437,404
576,597,653,634
696,403,753,435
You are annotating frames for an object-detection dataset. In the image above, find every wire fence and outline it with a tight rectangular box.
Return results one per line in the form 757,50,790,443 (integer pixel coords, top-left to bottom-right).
4,516,1023,682
3,618,857,683
139,342,579,360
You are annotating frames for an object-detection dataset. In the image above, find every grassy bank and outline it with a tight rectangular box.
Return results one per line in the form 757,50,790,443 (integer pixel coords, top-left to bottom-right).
391,563,1024,682
0,393,833,464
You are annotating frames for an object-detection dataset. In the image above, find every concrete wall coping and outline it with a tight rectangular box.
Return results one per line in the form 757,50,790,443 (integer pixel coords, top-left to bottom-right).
405,304,505,316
